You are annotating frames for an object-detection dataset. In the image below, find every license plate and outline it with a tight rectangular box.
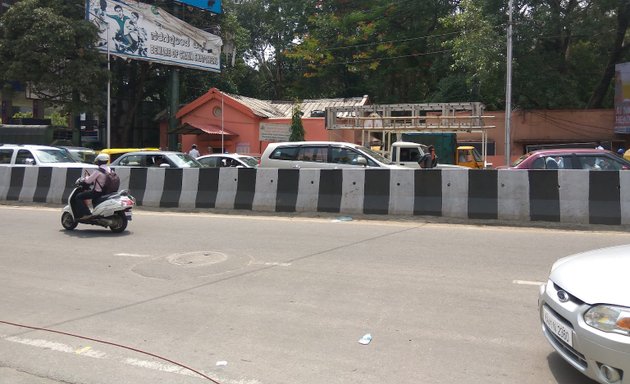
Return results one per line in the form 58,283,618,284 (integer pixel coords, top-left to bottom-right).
543,306,573,347
125,211,132,221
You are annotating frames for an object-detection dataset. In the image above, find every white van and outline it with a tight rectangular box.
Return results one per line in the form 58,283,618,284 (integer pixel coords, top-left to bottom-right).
260,141,404,169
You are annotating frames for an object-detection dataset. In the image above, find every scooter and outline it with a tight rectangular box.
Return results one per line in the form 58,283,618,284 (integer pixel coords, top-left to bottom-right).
61,178,136,233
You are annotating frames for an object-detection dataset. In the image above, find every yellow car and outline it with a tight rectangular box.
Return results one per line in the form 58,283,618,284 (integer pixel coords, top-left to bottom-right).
624,149,630,162
99,148,160,162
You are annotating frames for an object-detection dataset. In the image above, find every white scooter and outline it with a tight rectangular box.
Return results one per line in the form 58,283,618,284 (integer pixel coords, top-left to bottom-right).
61,178,136,233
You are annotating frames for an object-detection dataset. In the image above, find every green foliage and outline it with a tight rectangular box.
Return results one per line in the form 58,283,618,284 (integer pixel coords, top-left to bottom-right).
289,102,305,141
12,111,68,126
0,0,108,115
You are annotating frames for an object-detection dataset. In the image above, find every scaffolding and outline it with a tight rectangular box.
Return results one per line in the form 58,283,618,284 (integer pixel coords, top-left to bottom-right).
325,102,496,162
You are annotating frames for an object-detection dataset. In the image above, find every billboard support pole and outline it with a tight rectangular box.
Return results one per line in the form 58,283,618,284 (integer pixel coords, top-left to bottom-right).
168,68,180,151
106,24,111,149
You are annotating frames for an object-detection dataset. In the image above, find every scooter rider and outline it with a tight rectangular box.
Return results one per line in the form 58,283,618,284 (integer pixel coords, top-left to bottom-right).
74,153,111,220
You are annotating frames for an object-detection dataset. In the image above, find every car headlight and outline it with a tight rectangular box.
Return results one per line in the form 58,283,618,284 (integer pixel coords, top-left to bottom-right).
584,305,630,336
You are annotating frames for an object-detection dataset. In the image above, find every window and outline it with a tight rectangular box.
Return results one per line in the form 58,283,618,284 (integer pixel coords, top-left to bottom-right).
15,150,35,165
0,149,13,164
297,146,328,162
270,146,298,160
119,155,143,166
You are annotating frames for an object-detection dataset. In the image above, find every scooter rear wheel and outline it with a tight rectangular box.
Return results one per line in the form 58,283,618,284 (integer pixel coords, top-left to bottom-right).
109,211,128,233
61,212,78,230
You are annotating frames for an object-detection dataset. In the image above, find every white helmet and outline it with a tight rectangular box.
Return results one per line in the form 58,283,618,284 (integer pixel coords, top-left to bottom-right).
94,153,110,165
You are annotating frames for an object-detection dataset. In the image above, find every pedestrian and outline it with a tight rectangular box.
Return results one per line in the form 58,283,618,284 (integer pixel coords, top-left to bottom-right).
188,144,200,158
418,145,438,168
595,141,604,150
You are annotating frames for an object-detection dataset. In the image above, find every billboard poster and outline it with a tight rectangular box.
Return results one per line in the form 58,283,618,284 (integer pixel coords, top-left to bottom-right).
615,62,630,134
176,0,222,14
86,0,222,72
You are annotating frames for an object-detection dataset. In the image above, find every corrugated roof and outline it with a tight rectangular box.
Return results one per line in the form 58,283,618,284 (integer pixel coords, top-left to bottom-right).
227,93,369,119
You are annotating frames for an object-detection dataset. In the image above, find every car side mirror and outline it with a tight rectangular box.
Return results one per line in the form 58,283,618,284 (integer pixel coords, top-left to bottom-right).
356,156,368,167
25,158,35,165
159,163,170,168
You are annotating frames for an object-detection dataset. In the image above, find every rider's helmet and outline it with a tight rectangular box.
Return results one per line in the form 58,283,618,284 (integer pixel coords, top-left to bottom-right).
94,153,110,166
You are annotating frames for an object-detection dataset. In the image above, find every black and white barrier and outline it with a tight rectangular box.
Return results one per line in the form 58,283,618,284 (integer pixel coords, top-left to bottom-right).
1,167,629,226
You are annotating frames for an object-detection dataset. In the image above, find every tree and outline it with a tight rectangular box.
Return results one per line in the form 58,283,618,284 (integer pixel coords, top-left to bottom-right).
587,0,630,108
0,0,108,117
289,102,305,141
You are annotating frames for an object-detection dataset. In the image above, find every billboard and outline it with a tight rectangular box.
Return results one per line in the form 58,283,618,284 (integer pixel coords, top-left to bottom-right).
86,0,222,72
615,62,630,134
176,0,222,14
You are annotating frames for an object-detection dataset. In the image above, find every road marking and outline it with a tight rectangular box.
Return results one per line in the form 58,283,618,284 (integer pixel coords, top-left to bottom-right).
513,279,544,286
114,253,151,258
0,334,263,383
75,346,92,354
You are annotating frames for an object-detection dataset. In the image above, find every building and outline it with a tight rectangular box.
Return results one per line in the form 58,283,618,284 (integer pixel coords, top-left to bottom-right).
164,88,367,156
166,88,624,165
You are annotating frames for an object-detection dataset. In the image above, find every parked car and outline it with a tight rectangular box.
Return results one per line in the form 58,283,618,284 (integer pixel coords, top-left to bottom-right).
99,147,160,162
539,244,630,384
109,151,203,168
0,144,96,168
260,141,406,169
197,153,259,168
504,148,630,170
57,146,97,164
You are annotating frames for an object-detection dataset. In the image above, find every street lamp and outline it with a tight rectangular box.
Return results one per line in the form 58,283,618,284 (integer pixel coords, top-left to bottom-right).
505,0,513,166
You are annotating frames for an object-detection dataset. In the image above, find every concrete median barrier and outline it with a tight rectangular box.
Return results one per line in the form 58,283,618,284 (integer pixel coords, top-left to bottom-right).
1,167,628,226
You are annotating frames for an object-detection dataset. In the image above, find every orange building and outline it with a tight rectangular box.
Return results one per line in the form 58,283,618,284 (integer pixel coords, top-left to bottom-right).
162,88,625,165
162,88,368,157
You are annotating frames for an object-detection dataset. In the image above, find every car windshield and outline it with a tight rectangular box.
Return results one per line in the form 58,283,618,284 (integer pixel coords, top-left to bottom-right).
34,149,77,163
167,153,203,168
238,156,259,167
356,145,393,165
512,153,532,167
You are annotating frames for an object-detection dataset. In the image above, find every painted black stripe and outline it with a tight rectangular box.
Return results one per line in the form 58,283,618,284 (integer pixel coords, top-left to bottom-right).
468,170,498,219
413,169,442,216
6,168,25,201
317,169,342,213
33,167,52,203
196,168,219,208
129,168,148,206
276,169,299,212
589,171,621,225
63,169,83,204
234,168,256,210
160,169,183,208
529,171,560,222
363,169,390,215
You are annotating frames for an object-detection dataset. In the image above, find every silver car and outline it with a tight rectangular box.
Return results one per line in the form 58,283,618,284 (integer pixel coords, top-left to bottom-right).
539,245,630,384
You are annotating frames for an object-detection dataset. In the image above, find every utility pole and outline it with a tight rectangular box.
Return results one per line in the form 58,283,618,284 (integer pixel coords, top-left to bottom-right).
505,0,513,166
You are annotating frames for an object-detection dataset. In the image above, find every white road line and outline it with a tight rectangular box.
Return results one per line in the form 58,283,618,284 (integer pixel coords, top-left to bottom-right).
513,279,544,286
0,334,263,383
114,253,152,258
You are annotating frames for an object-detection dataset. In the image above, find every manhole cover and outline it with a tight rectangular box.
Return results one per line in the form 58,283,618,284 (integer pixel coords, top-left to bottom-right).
167,251,227,267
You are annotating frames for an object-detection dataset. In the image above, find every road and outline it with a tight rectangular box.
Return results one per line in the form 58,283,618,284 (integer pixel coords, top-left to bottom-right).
1,204,627,384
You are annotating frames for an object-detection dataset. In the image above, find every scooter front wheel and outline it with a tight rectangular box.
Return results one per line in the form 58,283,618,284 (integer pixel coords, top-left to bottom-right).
109,211,128,233
61,212,78,230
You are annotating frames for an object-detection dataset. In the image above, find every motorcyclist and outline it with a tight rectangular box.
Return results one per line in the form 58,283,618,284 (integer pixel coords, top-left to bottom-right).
74,153,112,219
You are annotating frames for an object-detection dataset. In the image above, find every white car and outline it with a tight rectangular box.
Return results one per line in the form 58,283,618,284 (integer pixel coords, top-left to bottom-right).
260,141,405,169
539,244,630,384
197,153,258,168
0,144,96,168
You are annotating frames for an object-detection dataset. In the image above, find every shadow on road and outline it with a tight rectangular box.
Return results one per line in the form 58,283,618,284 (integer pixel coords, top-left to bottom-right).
547,353,598,384
59,229,133,238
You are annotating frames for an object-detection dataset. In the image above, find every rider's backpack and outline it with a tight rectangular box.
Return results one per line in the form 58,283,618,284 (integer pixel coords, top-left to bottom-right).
97,168,120,194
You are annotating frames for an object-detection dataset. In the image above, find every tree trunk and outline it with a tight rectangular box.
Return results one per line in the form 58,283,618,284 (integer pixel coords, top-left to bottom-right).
587,0,630,108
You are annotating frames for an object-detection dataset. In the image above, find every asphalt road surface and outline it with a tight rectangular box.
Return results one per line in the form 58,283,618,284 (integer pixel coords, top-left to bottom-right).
1,204,627,384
